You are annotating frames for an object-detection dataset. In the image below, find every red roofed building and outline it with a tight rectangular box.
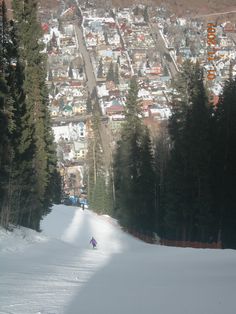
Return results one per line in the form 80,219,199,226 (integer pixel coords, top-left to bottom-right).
106,105,125,116
41,23,49,33
223,22,236,33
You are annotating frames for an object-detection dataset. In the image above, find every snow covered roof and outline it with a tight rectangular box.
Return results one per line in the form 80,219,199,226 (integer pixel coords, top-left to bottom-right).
97,84,109,98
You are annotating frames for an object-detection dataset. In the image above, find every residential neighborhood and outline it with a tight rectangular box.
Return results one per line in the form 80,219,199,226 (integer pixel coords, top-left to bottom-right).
38,0,236,202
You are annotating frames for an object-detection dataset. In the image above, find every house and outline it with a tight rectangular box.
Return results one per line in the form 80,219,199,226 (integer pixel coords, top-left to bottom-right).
74,141,87,160
106,80,116,91
146,66,162,76
109,89,120,98
223,22,236,33
62,104,73,116
108,33,120,46
148,104,171,120
141,99,154,109
131,50,146,63
50,106,60,117
85,32,97,47
104,18,116,29
97,84,109,98
106,104,125,117
73,102,87,115
41,23,49,33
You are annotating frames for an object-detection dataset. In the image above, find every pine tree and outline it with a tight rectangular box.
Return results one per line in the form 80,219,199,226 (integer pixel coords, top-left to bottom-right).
0,75,15,228
136,126,156,231
106,61,114,82
114,63,119,85
97,58,103,79
68,62,73,79
0,1,19,228
143,6,149,23
210,77,236,248
10,0,60,230
113,77,155,233
133,6,139,16
103,31,109,45
86,95,92,114
48,68,53,81
164,61,212,242
87,114,107,213
153,123,170,237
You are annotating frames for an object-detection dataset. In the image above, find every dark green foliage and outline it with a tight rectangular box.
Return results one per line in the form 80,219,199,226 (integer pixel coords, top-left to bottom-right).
106,61,114,82
0,0,61,231
133,6,140,16
210,78,236,248
86,95,93,114
156,61,236,248
163,65,169,77
163,62,212,241
143,6,149,23
48,68,53,81
113,77,155,233
68,62,73,79
103,31,109,45
153,123,169,237
87,114,114,215
90,174,111,214
97,58,103,79
114,63,119,85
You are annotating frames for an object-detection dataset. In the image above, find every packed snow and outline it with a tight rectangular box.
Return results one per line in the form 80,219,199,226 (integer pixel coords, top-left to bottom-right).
0,205,236,314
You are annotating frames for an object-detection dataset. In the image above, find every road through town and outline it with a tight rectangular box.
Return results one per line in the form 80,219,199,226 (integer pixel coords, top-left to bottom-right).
74,24,113,169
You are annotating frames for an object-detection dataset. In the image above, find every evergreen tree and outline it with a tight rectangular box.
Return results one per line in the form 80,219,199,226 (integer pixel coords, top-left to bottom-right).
153,123,170,237
137,126,156,231
133,6,139,16
87,114,109,214
0,75,15,228
117,56,120,65
143,6,149,23
86,95,93,114
114,63,119,85
97,58,103,79
164,61,212,242
103,31,109,45
210,77,236,248
163,65,169,77
48,68,53,81
90,175,107,214
106,61,114,82
10,0,60,230
0,1,19,228
68,62,73,79
113,77,155,233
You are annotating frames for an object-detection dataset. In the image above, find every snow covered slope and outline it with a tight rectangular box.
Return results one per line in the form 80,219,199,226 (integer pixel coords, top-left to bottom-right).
0,205,236,314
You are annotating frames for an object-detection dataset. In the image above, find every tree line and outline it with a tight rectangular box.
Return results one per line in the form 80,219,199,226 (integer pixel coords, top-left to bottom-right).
0,0,61,231
89,61,236,249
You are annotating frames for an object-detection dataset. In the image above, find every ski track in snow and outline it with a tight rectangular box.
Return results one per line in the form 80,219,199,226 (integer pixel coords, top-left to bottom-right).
0,206,123,314
1,205,236,314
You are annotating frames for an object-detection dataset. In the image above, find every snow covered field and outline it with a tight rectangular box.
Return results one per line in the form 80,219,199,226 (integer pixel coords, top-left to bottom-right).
0,205,236,314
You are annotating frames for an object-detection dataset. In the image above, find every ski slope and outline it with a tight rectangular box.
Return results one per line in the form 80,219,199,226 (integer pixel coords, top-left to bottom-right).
0,205,236,314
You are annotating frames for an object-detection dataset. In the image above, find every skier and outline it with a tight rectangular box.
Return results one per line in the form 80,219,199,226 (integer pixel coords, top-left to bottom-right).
90,237,97,249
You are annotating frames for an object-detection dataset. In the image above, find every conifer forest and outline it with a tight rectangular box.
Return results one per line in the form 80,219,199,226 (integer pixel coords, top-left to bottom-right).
0,0,236,249
0,0,60,231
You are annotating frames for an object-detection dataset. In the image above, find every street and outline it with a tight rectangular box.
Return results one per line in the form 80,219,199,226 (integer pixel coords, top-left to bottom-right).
74,24,113,169
150,22,179,78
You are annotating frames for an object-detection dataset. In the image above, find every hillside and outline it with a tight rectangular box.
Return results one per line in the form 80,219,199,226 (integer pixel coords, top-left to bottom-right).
1,205,236,314
106,0,236,19
36,0,236,19
4,0,236,20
